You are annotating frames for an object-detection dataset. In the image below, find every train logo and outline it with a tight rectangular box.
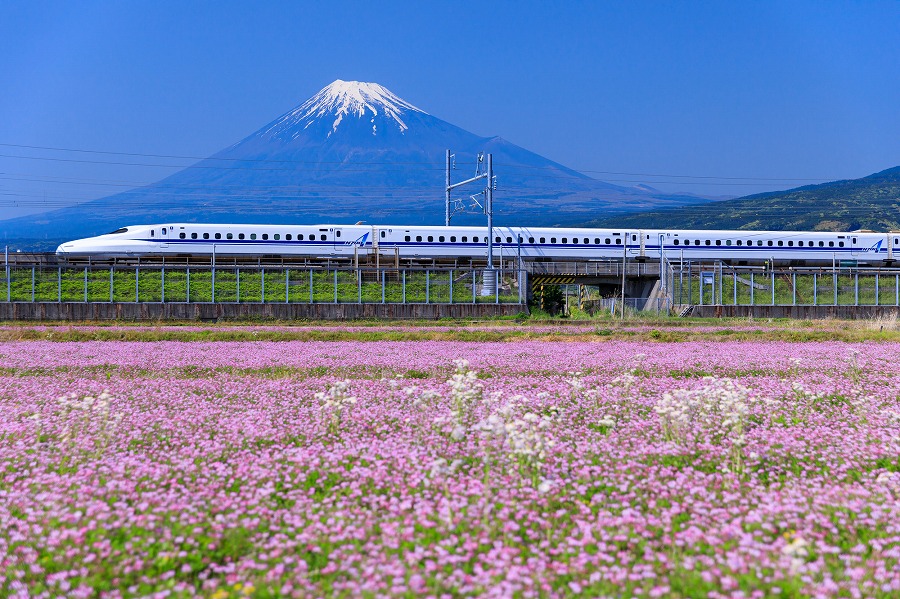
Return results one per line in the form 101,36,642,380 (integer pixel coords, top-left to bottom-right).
344,232,370,247
865,240,884,253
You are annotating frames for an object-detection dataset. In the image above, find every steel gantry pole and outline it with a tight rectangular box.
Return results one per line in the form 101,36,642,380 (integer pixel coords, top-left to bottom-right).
445,149,451,226
487,153,494,273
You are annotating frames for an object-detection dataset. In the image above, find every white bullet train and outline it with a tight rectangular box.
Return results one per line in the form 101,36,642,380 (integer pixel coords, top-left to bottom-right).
56,223,900,265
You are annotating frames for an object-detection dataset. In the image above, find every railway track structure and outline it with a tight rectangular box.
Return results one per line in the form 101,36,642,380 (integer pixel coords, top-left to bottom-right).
4,253,900,320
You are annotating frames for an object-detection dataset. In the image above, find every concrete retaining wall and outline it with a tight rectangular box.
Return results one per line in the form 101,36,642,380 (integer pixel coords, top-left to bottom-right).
691,305,900,319
0,302,527,322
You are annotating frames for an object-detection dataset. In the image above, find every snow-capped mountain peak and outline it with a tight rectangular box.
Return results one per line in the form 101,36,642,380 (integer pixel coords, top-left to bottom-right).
265,80,427,139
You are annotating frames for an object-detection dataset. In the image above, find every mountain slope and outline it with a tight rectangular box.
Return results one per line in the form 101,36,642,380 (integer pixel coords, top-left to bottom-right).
1,80,715,245
582,167,900,232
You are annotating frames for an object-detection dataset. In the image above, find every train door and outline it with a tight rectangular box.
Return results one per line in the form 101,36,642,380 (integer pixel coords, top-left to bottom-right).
629,230,646,260
850,234,861,259
331,227,345,252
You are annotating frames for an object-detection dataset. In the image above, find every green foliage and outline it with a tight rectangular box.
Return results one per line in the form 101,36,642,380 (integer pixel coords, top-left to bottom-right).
584,166,900,232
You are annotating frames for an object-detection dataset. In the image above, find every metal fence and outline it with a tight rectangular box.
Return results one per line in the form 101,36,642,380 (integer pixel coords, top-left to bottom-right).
670,263,900,307
1,265,527,305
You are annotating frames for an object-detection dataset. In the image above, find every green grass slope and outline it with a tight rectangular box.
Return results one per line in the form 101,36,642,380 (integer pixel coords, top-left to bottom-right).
584,166,900,232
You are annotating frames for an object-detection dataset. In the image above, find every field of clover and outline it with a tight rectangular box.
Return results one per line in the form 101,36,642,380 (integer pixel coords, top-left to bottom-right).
1,339,899,598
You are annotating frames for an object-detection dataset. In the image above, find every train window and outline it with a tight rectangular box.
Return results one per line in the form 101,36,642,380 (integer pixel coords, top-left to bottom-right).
583,238,588,244
381,231,386,238
298,234,304,240
530,237,535,244
336,231,341,238
161,229,167,235
573,238,579,245
618,239,623,244
518,236,524,244
674,240,679,246
705,240,711,246
274,234,280,240
788,241,793,247
756,241,762,246
239,233,245,240
150,230,155,237
540,237,545,243
605,238,611,244
203,233,210,240
594,238,600,244
550,237,557,244
473,236,479,243
561,238,568,244
632,235,637,241
777,241,782,246
285,234,291,241
439,236,445,242
320,234,326,241
226,233,233,240
829,241,834,247
416,235,422,242
836,242,841,248
428,236,433,242
179,233,185,239
495,236,501,243
259,234,267,240
736,240,742,246
450,236,456,242
191,233,198,239
766,241,771,246
715,240,721,246
507,236,513,243
213,233,220,240
404,235,410,242
250,234,257,240
462,236,468,242
726,240,731,246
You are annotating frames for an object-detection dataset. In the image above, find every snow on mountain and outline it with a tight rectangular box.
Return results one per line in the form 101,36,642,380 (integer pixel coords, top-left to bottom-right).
263,80,425,139
0,80,718,243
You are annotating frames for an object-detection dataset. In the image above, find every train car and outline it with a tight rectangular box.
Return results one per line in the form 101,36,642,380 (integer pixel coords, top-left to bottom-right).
55,223,900,266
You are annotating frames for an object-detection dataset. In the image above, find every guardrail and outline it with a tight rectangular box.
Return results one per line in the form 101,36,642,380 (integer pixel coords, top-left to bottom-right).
671,263,900,307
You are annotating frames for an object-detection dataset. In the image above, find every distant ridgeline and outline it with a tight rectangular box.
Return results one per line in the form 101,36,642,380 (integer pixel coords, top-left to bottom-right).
583,166,900,232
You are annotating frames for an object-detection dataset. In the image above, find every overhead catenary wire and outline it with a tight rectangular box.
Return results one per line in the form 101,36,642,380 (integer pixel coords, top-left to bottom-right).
0,142,836,183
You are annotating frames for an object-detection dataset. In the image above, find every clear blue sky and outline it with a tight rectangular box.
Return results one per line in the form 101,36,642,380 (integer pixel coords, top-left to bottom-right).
1,0,898,220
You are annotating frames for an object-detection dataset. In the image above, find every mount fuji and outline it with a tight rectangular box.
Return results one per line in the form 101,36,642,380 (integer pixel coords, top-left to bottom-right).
2,80,716,245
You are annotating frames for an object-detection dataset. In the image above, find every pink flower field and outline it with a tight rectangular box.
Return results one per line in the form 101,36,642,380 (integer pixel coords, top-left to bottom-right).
1,339,899,597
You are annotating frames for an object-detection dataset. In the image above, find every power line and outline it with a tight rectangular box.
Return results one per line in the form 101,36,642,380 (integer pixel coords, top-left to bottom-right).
0,141,839,183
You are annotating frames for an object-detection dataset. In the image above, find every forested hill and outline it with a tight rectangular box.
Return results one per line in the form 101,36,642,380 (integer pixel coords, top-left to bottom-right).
584,166,900,231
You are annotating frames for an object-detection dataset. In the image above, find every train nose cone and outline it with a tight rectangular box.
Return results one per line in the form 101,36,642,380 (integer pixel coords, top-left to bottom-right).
56,243,75,257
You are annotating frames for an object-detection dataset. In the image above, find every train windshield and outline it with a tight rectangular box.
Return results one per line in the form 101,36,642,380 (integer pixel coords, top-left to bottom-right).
105,228,129,235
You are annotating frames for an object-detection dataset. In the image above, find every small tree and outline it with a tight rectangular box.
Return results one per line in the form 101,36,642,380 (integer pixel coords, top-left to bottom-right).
530,284,565,315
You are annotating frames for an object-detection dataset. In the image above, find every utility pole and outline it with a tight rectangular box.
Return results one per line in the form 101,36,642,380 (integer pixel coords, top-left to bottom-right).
445,150,451,227
486,153,494,271
445,150,495,262
445,150,496,294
